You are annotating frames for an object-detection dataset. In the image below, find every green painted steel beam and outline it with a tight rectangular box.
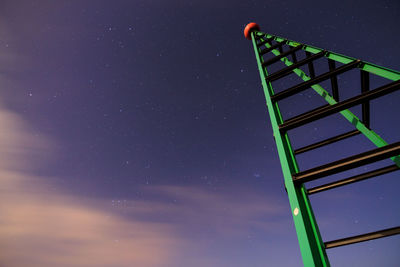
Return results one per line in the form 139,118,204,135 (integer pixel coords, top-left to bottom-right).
257,33,400,168
251,31,330,267
255,32,400,81
250,28,400,266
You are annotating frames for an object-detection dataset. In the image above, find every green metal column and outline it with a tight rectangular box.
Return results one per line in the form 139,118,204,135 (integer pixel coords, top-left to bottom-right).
250,31,330,267
245,22,400,266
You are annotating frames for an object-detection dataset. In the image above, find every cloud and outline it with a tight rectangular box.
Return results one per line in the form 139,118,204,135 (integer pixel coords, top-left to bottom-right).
0,108,54,172
136,185,286,236
0,102,287,266
0,106,180,267
0,186,178,267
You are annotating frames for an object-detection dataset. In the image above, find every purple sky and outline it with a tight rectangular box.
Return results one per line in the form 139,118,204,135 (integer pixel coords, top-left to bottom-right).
0,0,399,266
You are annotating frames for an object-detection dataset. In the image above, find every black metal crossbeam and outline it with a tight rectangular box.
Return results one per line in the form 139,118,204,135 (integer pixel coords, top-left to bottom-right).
278,44,283,54
255,34,264,40
287,104,330,122
292,141,400,184
266,51,326,82
305,51,316,78
361,70,370,128
294,130,360,155
279,79,400,133
257,37,274,47
328,59,339,101
291,50,298,63
260,41,286,55
307,164,399,195
325,226,400,249
262,45,303,67
271,60,361,103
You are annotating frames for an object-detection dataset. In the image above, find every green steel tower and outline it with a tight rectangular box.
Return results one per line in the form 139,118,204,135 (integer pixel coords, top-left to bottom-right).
244,22,400,266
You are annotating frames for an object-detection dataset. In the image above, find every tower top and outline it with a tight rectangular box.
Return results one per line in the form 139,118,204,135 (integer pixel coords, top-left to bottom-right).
244,22,260,40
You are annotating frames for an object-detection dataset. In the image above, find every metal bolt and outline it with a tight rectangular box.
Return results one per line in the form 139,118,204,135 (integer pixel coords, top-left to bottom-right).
293,207,299,216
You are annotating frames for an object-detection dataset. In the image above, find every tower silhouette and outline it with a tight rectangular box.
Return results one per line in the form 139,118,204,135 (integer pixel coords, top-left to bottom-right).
244,22,400,266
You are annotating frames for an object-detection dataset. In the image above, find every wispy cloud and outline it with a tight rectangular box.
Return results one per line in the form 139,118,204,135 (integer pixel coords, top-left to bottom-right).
0,107,179,267
125,185,287,237
0,103,287,266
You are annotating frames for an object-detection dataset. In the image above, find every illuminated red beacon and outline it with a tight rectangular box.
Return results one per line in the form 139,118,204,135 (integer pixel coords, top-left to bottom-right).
244,22,260,40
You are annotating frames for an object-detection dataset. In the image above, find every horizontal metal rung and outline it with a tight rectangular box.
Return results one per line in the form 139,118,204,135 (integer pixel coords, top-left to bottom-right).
280,79,400,132
262,45,303,67
307,164,399,195
260,41,286,55
266,51,326,82
325,226,400,249
283,104,331,123
295,130,361,155
271,60,361,102
292,141,400,184
257,37,274,47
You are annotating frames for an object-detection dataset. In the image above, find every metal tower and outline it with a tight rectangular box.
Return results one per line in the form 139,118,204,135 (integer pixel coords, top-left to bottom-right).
244,22,400,266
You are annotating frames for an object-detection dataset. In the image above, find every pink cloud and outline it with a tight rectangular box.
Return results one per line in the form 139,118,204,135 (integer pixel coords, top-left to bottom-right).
0,102,288,266
0,107,180,267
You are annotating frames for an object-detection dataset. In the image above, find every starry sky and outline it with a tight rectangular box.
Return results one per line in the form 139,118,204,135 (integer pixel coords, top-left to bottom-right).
0,0,399,266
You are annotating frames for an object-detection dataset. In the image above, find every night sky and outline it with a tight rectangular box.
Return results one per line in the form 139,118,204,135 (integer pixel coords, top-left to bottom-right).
0,1,399,266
